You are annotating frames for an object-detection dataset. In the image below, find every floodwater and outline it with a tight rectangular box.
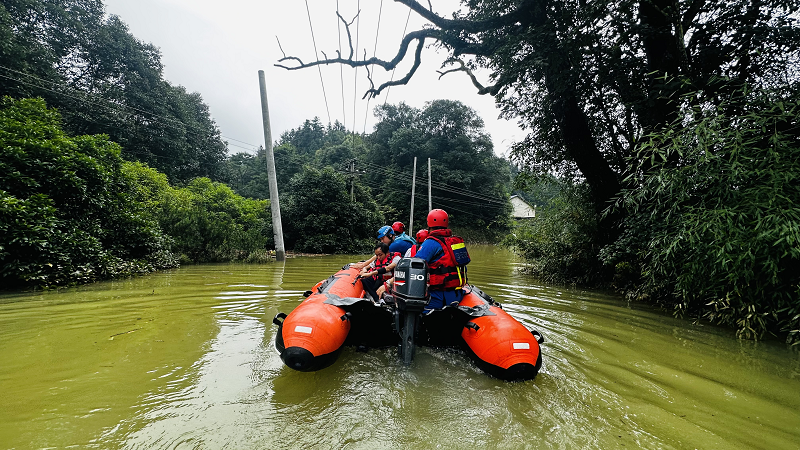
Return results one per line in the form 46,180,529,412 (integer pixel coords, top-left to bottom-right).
1,245,799,449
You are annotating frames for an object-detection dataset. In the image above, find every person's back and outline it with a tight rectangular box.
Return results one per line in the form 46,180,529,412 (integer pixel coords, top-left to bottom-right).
414,210,469,310
389,238,413,255
390,221,415,255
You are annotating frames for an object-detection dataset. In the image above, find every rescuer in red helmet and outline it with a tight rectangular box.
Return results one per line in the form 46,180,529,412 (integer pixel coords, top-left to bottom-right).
404,229,429,257
388,221,415,255
413,209,471,310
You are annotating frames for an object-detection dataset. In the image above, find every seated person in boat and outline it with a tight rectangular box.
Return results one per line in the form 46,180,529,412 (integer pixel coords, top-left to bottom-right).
359,242,402,302
351,225,411,270
404,229,429,257
380,224,414,256
391,221,417,253
412,209,470,310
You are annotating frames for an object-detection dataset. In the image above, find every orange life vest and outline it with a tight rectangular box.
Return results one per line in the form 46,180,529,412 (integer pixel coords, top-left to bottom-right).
427,229,470,290
374,252,400,281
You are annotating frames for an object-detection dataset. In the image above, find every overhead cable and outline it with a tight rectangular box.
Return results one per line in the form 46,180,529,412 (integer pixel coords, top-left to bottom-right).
363,0,385,134
0,65,261,152
357,160,508,205
384,7,412,106
304,0,332,124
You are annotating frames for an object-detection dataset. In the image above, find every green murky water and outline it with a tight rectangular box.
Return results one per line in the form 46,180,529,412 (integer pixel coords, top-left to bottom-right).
1,245,799,449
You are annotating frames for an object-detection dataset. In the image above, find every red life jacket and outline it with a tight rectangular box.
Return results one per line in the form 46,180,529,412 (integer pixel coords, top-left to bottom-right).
374,252,400,281
427,229,470,290
409,244,421,257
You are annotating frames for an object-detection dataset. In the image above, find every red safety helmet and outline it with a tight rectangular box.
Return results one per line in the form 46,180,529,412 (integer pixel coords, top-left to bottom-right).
392,221,405,234
427,209,449,228
415,229,429,243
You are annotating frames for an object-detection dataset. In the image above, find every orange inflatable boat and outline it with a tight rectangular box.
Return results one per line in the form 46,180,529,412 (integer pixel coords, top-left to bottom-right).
273,262,544,381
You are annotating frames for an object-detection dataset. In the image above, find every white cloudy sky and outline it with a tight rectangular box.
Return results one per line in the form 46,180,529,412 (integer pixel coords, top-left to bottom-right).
103,0,526,157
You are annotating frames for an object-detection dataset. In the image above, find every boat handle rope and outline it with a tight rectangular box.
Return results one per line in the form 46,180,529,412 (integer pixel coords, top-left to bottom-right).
464,322,480,331
272,312,287,326
340,312,353,322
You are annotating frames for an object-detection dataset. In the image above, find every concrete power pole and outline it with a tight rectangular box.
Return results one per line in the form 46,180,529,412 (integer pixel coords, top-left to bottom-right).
428,157,432,213
258,70,285,261
409,157,417,235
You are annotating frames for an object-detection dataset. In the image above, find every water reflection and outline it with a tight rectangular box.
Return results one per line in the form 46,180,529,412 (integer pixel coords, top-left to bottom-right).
0,247,798,449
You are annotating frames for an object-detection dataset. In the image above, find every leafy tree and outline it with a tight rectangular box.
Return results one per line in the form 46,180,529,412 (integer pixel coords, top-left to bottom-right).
364,100,512,230
601,88,800,343
0,1,228,183
504,182,605,285
0,97,177,288
283,167,383,254
123,162,273,263
276,0,800,228
278,118,351,157
224,151,271,199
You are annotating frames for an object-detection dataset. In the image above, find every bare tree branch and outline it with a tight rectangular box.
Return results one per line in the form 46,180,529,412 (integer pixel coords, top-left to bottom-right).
336,10,357,60
276,36,287,59
275,1,529,99
437,58,501,96
363,38,426,99
395,0,531,33
276,28,435,71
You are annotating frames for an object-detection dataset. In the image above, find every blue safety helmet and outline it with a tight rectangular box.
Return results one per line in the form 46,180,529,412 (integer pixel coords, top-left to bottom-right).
376,225,394,240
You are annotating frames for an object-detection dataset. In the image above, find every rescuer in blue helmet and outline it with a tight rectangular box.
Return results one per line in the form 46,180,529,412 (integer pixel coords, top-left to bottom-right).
377,223,413,255
352,225,407,270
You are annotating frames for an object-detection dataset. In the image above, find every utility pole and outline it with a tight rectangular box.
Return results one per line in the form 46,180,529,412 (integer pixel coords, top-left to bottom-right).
410,157,417,235
258,70,285,261
342,159,363,202
427,157,432,213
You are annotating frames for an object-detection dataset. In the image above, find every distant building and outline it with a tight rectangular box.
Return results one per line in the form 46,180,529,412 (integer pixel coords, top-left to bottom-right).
510,195,536,219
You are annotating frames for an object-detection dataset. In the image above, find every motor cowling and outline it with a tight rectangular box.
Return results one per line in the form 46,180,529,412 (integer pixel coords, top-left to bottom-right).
391,257,429,313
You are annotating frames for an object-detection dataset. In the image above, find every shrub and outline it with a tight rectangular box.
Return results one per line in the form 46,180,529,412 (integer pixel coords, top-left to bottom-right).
0,97,177,287
603,89,800,343
504,183,607,285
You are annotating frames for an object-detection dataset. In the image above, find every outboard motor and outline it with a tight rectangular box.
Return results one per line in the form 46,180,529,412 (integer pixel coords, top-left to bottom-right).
389,257,429,365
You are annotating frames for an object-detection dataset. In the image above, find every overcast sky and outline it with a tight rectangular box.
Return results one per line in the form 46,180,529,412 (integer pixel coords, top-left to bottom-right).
102,0,526,157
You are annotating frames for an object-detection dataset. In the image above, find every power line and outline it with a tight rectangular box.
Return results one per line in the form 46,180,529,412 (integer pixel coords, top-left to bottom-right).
357,160,508,205
336,0,347,130
361,178,507,210
363,0,384,134
351,0,362,153
0,65,261,152
304,0,332,124
384,7,412,106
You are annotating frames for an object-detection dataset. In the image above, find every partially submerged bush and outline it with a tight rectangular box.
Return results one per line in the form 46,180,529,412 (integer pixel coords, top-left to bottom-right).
124,162,273,263
0,97,177,288
504,183,607,286
603,89,800,343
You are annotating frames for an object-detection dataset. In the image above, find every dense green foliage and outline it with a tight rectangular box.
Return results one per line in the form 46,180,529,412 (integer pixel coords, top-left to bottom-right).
224,102,515,251
505,180,605,286
283,167,383,254
124,163,273,263
0,0,227,182
0,97,177,287
456,0,800,217
355,0,799,342
364,100,513,231
0,98,274,288
601,90,800,343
